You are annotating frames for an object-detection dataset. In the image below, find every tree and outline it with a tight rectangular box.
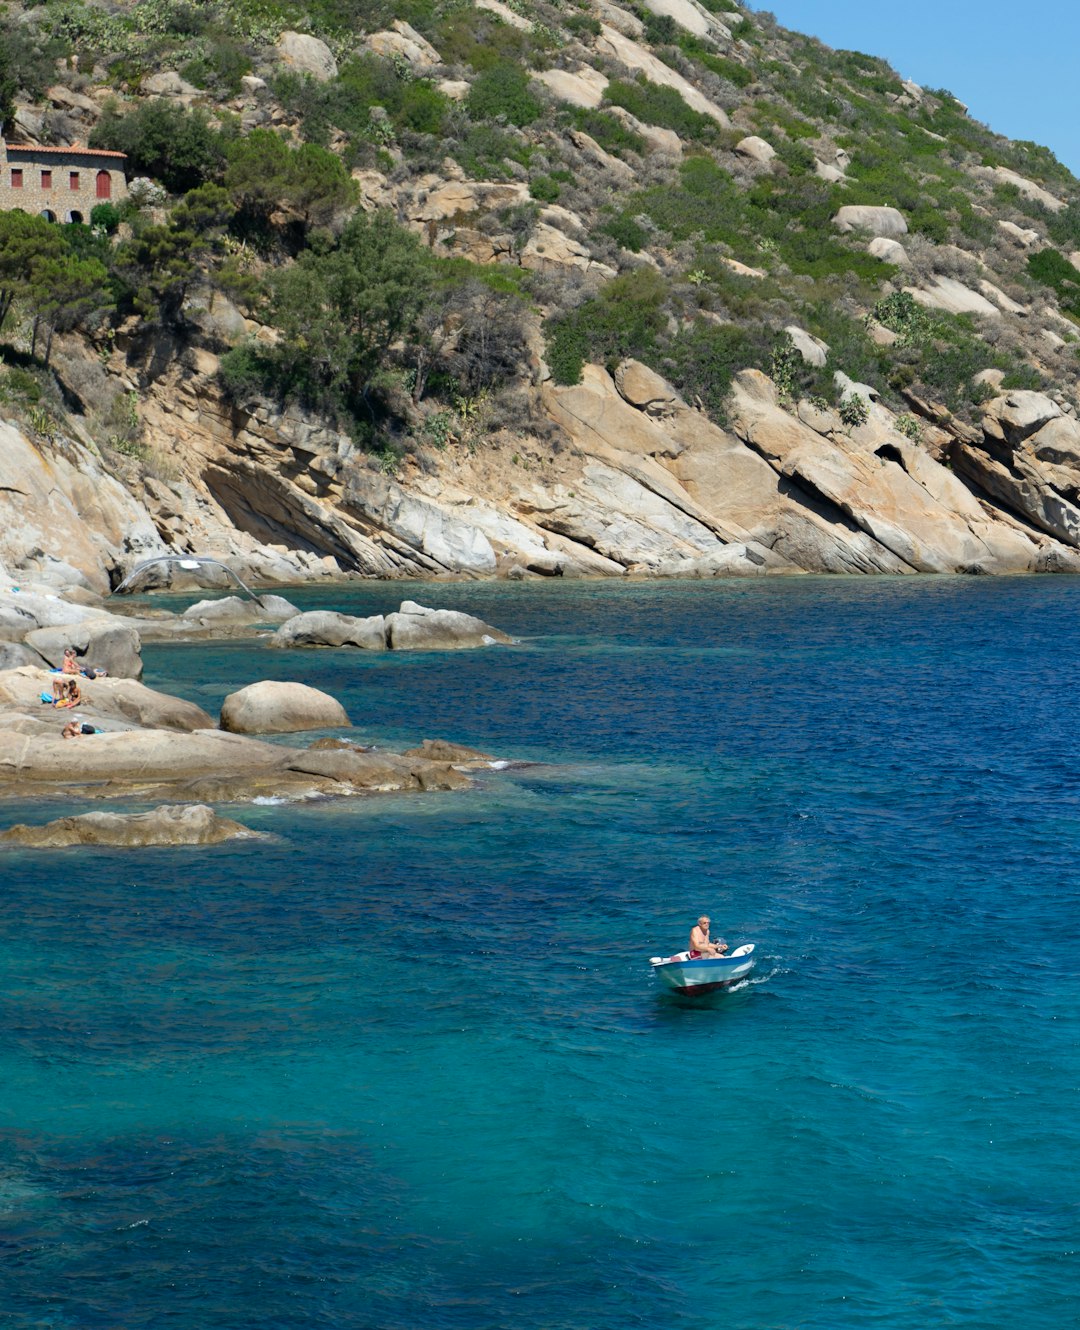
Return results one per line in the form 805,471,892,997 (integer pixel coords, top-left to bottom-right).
224,131,356,240
90,100,228,194
33,254,114,363
0,212,68,335
270,210,433,410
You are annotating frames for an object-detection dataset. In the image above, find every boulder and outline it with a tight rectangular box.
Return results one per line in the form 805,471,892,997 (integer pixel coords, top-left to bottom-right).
784,327,829,369
23,620,143,680
638,0,732,39
983,392,1063,445
0,804,265,848
367,21,441,66
833,206,908,236
402,739,497,765
181,594,298,625
0,643,42,670
534,66,608,108
998,220,1040,248
987,166,1064,213
219,681,350,734
735,136,776,165
614,360,681,416
384,602,513,651
595,25,730,125
907,278,1001,319
142,71,199,97
868,237,910,266
270,611,389,650
276,31,338,81
815,161,847,184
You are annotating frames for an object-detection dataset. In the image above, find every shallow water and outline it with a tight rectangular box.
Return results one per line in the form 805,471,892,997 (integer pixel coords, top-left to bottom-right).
2,577,1078,1328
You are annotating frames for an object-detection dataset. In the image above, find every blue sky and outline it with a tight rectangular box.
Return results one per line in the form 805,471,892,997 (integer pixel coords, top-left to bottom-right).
749,1,1080,176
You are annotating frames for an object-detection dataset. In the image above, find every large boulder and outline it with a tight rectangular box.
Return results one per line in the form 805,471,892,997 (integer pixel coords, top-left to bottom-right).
833,206,908,236
270,611,388,650
219,681,350,734
0,804,265,848
23,619,143,679
384,602,514,651
276,31,338,81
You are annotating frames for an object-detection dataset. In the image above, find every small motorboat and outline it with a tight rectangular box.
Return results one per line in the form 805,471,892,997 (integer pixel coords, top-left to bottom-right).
650,944,756,995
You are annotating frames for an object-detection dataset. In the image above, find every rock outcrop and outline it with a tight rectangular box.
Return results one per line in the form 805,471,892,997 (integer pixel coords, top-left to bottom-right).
270,602,513,650
0,804,265,848
219,681,351,734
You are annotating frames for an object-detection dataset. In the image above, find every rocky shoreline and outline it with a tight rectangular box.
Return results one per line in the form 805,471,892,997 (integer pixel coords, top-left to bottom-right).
0,587,516,845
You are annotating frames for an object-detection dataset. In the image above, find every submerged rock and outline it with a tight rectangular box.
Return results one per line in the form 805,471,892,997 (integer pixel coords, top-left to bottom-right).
270,602,512,651
0,804,264,848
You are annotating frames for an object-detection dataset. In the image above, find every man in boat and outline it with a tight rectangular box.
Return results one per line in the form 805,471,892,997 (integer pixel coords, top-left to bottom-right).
689,916,727,957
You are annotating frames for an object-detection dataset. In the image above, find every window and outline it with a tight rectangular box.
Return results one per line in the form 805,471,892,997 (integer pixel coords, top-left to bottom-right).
95,170,111,200
41,169,52,188
70,171,80,190
10,169,22,188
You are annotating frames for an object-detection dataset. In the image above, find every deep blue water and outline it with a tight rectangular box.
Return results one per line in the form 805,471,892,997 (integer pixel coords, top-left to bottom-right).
1,577,1079,1328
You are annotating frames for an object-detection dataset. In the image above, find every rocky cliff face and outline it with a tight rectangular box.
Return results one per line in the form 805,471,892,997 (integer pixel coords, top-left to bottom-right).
3,0,1080,587
5,318,1078,592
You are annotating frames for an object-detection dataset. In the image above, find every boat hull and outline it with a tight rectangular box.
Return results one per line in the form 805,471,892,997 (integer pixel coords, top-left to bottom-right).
650,945,755,995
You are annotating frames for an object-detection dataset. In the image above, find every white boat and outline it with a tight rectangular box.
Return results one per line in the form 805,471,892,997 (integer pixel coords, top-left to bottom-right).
649,944,756,995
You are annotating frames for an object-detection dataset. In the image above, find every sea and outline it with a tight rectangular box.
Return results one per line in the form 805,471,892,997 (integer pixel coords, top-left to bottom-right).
1,577,1078,1329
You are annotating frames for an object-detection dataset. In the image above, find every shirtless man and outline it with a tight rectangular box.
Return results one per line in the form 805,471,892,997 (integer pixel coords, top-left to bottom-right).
689,915,727,957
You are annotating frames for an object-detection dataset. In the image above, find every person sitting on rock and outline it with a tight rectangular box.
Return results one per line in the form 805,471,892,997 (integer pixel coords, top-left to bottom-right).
61,720,90,738
689,915,728,958
52,676,81,708
62,646,106,678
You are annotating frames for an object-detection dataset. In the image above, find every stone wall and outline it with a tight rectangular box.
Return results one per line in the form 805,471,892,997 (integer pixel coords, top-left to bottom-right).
0,137,127,222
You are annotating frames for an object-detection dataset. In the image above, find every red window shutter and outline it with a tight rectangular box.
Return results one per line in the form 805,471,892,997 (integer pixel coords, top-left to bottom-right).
70,171,80,190
95,170,111,200
11,169,22,188
41,169,52,188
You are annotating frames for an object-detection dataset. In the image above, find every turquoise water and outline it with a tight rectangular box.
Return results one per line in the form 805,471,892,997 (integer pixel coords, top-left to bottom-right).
1,578,1079,1328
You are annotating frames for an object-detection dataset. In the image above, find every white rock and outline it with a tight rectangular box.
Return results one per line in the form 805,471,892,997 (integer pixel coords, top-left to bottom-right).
998,219,1040,247
638,0,732,40
534,66,608,109
735,136,776,164
595,25,730,125
906,277,1001,319
276,31,338,81
833,206,908,236
868,236,910,266
988,166,1065,214
784,327,829,368
976,279,1027,316
220,681,350,734
814,161,847,184
476,0,533,29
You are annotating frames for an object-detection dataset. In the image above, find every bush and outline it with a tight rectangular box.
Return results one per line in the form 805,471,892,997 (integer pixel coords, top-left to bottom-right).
605,78,716,141
467,62,542,128
529,174,561,203
1027,247,1080,317
90,203,121,234
600,213,649,252
662,321,774,421
568,107,645,158
90,100,229,194
545,267,669,384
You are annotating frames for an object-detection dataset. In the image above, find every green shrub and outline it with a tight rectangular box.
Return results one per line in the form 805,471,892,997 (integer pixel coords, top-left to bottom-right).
662,321,774,421
529,174,561,203
1027,247,1080,317
545,267,669,384
467,62,542,127
568,107,645,158
605,78,716,141
90,202,121,234
600,213,649,252
566,13,601,37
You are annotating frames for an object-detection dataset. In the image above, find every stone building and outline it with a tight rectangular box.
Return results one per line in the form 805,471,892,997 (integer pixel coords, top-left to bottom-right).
0,137,128,222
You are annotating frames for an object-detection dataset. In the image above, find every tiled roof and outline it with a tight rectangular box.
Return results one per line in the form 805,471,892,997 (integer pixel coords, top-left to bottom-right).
4,142,127,159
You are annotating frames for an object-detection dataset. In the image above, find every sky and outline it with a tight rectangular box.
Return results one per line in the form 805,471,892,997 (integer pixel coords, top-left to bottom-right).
750,1,1080,176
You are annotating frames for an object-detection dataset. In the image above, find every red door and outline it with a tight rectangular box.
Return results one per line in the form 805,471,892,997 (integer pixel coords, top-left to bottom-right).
95,170,111,199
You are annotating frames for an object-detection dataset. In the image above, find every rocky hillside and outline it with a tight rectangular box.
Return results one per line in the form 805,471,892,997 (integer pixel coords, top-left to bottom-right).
3,0,1080,588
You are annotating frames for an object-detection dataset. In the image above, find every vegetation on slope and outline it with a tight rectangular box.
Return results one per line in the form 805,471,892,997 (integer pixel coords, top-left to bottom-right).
0,0,1078,467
